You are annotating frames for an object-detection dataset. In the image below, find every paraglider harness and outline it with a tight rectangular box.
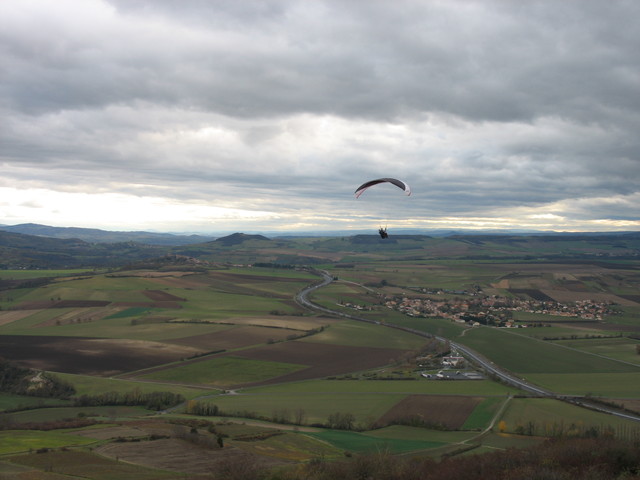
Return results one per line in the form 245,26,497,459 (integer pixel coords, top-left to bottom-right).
378,226,389,239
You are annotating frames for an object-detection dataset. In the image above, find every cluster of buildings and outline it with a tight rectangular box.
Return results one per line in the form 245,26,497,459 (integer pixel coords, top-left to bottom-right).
383,294,615,326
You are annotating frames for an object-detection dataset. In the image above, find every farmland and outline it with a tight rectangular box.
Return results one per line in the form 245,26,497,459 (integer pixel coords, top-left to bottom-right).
1,232,640,477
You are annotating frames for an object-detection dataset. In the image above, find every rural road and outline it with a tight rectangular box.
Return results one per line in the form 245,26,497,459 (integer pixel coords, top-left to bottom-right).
295,269,640,423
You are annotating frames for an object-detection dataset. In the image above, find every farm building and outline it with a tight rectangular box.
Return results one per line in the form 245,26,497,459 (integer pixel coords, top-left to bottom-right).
442,356,465,368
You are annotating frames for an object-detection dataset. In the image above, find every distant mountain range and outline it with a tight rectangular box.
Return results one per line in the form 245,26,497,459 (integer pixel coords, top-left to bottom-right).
0,223,215,246
2,223,639,243
1,223,639,270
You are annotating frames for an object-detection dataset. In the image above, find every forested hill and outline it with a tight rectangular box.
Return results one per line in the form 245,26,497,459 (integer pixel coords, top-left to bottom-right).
0,230,167,269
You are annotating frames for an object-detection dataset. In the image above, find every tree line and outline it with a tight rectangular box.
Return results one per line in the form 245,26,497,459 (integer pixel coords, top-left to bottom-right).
0,358,74,399
0,358,184,412
73,390,185,411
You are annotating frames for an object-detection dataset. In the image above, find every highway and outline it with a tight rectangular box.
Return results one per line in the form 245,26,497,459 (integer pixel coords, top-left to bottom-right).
295,269,640,423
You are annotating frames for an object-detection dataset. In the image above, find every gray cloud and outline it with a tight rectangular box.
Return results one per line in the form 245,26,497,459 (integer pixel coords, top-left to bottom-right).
1,0,639,232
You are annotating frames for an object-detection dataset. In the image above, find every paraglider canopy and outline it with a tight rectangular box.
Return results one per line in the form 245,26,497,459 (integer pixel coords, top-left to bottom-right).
354,178,411,199
354,178,411,239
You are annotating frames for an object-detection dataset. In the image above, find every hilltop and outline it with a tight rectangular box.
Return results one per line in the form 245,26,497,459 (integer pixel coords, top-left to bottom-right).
212,232,271,246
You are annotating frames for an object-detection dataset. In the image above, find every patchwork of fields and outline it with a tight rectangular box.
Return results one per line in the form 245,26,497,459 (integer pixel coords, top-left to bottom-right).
1,253,640,477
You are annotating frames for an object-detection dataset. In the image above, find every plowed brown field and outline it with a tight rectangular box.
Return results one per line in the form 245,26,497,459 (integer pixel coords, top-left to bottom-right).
0,335,201,376
376,395,483,429
168,325,297,350
96,438,283,474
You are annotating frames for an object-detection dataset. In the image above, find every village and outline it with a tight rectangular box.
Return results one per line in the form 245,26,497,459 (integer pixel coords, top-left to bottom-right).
339,290,616,328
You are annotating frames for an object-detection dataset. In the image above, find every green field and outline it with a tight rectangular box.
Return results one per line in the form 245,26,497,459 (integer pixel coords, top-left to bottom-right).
462,396,506,430
305,429,445,454
0,430,95,455
139,356,307,387
0,269,95,280
525,372,640,397
386,315,468,340
302,320,427,350
0,311,235,339
55,373,211,398
499,397,640,437
0,393,69,412
458,327,640,375
1,405,152,423
364,425,475,444
197,392,406,427
552,337,640,364
1,251,640,476
245,378,516,396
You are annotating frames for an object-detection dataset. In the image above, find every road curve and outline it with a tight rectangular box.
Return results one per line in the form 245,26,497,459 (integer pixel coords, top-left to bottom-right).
295,268,640,423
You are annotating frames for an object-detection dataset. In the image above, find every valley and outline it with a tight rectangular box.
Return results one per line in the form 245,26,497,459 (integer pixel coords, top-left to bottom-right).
1,231,639,478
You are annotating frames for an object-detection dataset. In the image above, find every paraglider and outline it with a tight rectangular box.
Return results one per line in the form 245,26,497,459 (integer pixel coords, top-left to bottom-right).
354,178,411,199
354,178,411,238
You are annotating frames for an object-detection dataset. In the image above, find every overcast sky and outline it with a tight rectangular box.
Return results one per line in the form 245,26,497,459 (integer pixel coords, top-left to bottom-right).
1,0,639,234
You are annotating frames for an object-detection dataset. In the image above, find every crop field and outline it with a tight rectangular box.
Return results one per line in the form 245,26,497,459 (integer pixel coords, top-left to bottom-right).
7,449,182,479
2,246,640,477
232,430,343,461
138,355,308,387
95,437,285,475
204,391,503,433
0,269,95,280
305,429,445,454
0,334,202,375
364,425,475,444
54,372,213,398
1,405,152,423
0,393,69,411
385,315,468,339
551,336,640,364
208,314,338,330
197,391,406,426
457,327,640,375
462,396,506,430
510,324,612,340
376,395,483,429
0,430,96,455
166,324,302,349
524,372,640,397
499,398,640,437
302,319,428,350
0,269,325,376
227,340,411,387
246,378,516,396
1,312,237,340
